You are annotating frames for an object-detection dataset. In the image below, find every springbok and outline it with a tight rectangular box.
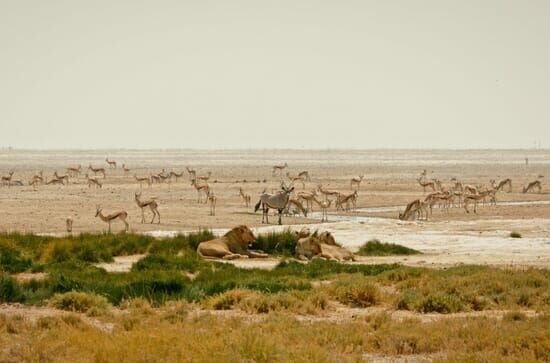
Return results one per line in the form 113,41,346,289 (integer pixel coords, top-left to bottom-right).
208,192,217,216
88,165,106,178
464,185,478,195
523,180,542,193
66,165,81,177
66,217,73,233
54,171,69,185
95,206,129,233
105,158,117,168
186,167,196,180
350,175,364,190
286,172,305,189
134,192,160,224
272,163,288,177
399,199,428,221
491,178,512,193
150,173,162,184
317,184,340,201
284,198,308,217
191,179,210,203
135,175,151,188
239,187,251,207
1,171,14,187
169,171,184,182
298,170,311,181
463,192,489,213
254,184,294,225
86,174,102,188
122,164,131,175
417,177,435,192
46,177,64,186
296,190,318,211
313,197,332,222
424,191,453,214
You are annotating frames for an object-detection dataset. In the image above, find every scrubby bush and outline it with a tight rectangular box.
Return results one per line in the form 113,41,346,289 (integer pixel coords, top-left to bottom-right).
0,273,23,302
510,231,522,238
251,229,298,256
325,274,381,307
357,240,420,256
48,291,110,314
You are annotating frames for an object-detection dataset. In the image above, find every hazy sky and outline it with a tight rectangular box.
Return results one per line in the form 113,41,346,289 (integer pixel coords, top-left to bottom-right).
1,1,549,149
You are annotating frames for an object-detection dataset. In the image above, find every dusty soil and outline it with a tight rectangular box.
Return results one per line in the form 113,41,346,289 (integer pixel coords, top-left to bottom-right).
1,149,549,268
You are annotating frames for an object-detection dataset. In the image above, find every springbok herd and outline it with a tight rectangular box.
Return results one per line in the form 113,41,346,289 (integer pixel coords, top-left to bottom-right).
0,158,545,232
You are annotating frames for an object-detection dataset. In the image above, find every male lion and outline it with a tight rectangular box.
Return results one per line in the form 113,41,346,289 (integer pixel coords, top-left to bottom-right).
197,225,269,260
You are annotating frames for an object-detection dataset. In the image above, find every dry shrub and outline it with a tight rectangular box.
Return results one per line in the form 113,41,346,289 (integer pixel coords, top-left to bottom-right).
325,274,381,307
48,291,110,315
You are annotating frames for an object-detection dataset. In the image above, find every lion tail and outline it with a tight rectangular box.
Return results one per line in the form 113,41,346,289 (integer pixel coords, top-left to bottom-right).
254,200,262,212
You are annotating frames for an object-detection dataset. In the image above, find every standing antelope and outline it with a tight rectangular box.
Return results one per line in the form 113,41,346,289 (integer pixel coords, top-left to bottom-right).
298,170,311,182
523,180,542,193
88,165,106,178
95,206,129,233
186,167,196,180
54,171,69,185
286,172,305,189
86,174,103,188
134,192,160,224
66,165,81,177
254,184,294,225
122,164,131,175
336,191,358,211
208,192,217,216
417,177,435,192
105,158,117,168
296,190,317,212
191,179,210,203
66,217,73,233
134,175,151,188
491,178,512,193
350,175,364,190
169,171,184,182
313,197,332,222
1,171,14,187
463,192,489,214
317,184,340,201
239,187,251,207
272,163,288,177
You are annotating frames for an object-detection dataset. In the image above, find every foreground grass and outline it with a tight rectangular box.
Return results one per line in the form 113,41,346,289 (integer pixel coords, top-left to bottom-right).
0,308,548,362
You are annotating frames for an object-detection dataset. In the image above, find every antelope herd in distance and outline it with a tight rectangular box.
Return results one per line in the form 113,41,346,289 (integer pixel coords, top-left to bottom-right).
0,157,546,232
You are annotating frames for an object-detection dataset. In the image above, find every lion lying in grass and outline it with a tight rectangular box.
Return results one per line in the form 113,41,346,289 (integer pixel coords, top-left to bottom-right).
197,225,269,260
295,229,356,262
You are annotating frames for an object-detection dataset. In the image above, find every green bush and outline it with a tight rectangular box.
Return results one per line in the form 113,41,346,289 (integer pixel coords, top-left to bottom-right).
0,273,23,302
326,274,380,307
357,240,420,256
0,239,32,272
251,229,298,256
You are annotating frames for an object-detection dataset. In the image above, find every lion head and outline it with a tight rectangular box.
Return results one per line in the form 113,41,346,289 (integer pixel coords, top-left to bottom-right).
318,231,338,246
225,225,256,249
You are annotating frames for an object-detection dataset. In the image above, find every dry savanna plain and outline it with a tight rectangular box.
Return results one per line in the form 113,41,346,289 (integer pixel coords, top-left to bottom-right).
0,149,549,362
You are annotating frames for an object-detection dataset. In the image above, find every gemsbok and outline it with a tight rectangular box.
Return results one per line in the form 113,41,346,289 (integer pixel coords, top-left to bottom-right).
254,183,294,225
95,206,129,233
88,165,106,178
134,192,160,224
523,180,542,194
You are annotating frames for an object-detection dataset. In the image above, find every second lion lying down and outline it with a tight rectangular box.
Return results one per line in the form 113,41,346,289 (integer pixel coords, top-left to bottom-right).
295,229,356,262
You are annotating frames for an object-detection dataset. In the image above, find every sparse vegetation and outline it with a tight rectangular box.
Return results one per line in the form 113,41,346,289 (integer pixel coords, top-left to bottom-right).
48,291,110,314
510,231,523,238
357,239,421,256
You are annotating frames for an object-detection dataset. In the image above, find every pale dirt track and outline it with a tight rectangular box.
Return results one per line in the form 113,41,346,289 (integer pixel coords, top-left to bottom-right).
1,149,549,268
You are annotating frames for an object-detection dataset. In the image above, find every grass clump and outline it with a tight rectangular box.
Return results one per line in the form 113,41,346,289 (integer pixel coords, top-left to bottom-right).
510,231,522,238
325,274,381,307
357,239,420,256
48,291,110,314
0,273,23,303
251,229,297,256
0,239,32,273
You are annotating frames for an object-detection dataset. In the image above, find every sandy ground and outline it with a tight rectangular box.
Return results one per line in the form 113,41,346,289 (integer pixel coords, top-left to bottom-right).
1,149,549,268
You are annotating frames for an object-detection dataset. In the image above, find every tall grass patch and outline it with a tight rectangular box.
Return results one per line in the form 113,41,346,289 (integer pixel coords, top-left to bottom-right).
357,239,421,256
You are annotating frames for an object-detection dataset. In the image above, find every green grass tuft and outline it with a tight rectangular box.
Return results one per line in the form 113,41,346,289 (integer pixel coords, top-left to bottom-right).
357,240,421,256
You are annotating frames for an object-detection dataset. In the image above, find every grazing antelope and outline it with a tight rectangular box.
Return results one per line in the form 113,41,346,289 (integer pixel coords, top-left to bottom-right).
491,178,512,193
286,172,305,189
464,185,478,195
208,192,217,216
134,192,160,224
1,171,14,187
523,180,542,193
54,171,69,185
46,177,64,186
186,167,196,180
169,170,184,182
66,165,81,177
284,198,308,217
313,197,332,222
197,171,212,182
95,206,129,233
254,183,294,225
296,190,318,211
105,158,117,168
191,179,210,203
350,175,364,191
272,162,288,177
86,174,103,188
66,217,73,233
317,184,340,201
88,165,106,178
399,199,428,221
335,191,358,211
239,187,251,207
298,170,311,182
122,164,131,175
417,177,435,192
134,174,151,188
463,192,488,213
